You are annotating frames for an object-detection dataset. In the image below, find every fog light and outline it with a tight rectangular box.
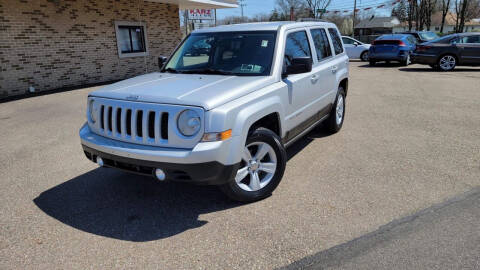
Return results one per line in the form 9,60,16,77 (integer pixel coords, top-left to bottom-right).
155,169,166,181
96,157,104,167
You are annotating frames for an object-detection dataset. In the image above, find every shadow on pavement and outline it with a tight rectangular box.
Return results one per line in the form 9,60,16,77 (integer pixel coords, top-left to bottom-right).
34,126,332,242
358,62,404,68
398,67,480,72
34,168,243,242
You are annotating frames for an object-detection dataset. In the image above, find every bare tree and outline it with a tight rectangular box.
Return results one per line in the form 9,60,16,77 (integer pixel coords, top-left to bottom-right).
304,0,333,18
440,0,452,33
274,0,306,20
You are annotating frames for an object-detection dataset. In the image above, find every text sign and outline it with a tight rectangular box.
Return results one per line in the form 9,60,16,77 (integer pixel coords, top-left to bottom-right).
188,9,214,20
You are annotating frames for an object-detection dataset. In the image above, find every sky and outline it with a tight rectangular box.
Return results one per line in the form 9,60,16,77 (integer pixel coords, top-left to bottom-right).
215,0,392,20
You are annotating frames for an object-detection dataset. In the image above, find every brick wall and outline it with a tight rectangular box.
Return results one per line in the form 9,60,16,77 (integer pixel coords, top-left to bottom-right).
0,0,181,98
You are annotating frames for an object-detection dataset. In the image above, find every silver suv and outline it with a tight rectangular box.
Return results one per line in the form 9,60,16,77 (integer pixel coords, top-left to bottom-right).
80,21,349,202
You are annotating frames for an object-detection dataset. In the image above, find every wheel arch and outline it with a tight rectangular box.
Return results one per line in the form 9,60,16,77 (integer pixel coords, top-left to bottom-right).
339,78,348,96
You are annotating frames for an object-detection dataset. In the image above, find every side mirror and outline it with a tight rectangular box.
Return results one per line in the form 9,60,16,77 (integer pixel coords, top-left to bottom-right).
353,42,360,46
283,56,313,78
158,56,168,69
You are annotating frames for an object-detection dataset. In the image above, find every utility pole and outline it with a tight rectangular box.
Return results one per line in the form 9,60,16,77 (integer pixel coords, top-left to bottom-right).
352,0,357,39
239,0,246,21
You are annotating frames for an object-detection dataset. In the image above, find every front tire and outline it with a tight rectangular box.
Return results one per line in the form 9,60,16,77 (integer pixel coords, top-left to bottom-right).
369,60,376,66
360,51,369,62
401,53,411,66
324,87,346,134
220,128,287,202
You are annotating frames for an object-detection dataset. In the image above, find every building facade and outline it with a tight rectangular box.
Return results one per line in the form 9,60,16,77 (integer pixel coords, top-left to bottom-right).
0,0,236,98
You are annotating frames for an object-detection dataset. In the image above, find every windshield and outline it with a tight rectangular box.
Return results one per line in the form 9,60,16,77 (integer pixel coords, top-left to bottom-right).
163,31,277,76
419,32,439,41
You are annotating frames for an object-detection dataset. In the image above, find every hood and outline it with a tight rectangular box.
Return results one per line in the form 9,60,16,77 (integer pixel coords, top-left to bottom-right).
90,73,275,110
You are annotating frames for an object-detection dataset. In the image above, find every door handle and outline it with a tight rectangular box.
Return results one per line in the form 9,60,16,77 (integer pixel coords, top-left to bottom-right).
311,74,319,83
331,66,338,74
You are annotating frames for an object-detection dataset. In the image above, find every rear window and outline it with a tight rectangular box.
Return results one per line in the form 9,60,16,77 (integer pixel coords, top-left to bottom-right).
328,28,343,55
418,32,439,41
311,28,332,61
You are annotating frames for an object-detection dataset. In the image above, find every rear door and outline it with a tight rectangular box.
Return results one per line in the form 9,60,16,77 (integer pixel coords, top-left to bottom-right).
456,35,480,65
310,28,337,114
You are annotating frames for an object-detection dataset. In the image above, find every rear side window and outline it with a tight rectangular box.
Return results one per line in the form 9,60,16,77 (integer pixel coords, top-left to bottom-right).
285,31,312,59
457,35,480,44
311,28,332,61
328,28,344,55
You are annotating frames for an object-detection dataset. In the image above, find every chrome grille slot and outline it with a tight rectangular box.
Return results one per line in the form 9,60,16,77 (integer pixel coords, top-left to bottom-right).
161,112,169,140
136,110,143,138
116,108,122,134
88,98,203,148
148,111,155,139
126,109,132,136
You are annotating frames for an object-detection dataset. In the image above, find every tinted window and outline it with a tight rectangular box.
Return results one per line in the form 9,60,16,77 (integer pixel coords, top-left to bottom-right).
457,36,480,44
328,28,344,55
342,37,355,44
407,36,417,45
418,32,439,41
285,31,312,59
311,28,332,60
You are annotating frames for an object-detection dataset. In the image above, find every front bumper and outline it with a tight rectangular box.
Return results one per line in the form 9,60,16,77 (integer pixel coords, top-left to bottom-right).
80,123,240,185
411,53,437,65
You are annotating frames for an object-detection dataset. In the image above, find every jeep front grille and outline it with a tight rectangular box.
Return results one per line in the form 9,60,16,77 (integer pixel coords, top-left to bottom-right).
99,105,169,140
88,97,204,148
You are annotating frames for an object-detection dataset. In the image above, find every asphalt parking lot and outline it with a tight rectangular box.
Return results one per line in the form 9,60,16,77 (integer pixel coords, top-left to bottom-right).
1,62,479,269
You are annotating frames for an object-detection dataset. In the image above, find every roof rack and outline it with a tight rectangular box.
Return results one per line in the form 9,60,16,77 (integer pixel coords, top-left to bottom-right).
297,18,329,22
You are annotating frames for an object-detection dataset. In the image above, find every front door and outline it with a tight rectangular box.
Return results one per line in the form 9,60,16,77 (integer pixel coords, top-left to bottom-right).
282,30,317,140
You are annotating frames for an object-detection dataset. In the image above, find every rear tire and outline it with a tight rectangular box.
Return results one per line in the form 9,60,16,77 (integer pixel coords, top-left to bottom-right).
220,128,287,202
324,87,346,134
438,54,456,71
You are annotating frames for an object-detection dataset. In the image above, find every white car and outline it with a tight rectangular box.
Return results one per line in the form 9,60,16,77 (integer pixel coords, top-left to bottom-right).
80,22,349,202
342,36,371,61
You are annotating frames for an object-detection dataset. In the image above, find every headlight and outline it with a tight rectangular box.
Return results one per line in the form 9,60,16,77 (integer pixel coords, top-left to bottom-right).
89,99,96,123
177,109,201,136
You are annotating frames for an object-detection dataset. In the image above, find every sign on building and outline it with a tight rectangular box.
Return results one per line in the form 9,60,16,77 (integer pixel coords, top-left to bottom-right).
188,9,214,20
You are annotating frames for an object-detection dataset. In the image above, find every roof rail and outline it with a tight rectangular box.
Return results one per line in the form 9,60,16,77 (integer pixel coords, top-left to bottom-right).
297,18,329,22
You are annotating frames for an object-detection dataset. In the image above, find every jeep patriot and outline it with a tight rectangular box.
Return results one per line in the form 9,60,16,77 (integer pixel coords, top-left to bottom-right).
80,21,349,201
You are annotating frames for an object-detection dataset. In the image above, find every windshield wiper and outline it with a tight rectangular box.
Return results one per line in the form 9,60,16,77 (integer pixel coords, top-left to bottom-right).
181,68,235,75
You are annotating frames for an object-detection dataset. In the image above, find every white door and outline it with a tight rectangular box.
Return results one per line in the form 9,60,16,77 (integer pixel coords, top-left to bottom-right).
282,30,318,138
309,28,337,111
342,36,362,59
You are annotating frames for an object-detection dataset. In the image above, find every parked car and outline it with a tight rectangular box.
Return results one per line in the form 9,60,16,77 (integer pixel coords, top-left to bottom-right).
342,36,371,61
79,22,349,202
369,34,418,66
399,31,439,43
412,32,480,71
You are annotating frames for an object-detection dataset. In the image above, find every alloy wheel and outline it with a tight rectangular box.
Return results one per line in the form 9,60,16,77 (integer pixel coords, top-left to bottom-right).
439,55,456,71
336,95,345,125
235,142,277,192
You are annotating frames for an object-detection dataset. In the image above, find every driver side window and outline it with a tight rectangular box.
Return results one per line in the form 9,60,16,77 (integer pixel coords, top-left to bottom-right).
285,31,312,67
